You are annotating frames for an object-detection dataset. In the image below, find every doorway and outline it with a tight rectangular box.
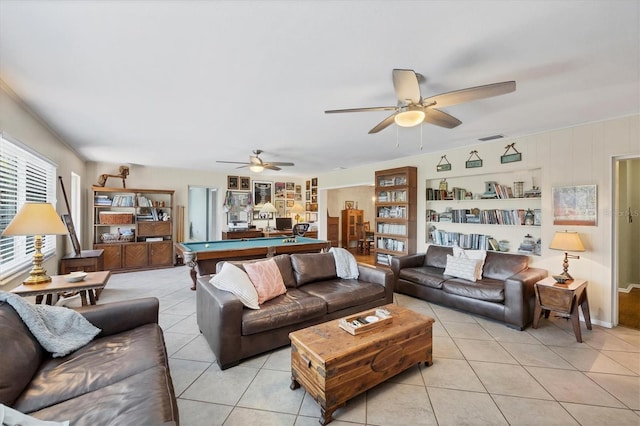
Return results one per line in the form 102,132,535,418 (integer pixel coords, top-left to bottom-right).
614,156,640,329
188,186,218,241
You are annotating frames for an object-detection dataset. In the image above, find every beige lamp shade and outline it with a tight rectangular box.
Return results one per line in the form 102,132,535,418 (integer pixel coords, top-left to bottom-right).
549,231,585,252
2,202,67,285
394,106,425,127
549,230,584,280
2,202,68,236
290,203,305,214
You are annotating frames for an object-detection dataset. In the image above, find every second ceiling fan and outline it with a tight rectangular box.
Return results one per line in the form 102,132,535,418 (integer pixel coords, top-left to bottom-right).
216,149,294,172
325,69,516,134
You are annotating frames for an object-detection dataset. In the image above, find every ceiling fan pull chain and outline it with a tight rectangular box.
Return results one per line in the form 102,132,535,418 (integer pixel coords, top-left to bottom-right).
396,125,400,148
420,124,423,150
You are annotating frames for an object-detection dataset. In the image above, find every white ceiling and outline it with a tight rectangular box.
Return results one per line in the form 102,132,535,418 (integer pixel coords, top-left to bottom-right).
1,1,639,177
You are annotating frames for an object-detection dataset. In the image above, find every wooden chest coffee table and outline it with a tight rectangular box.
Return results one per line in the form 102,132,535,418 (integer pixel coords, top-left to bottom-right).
289,304,434,425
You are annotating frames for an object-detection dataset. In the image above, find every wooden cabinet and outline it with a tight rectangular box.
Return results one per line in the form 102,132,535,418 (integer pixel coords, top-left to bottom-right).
425,168,541,254
374,166,417,266
60,250,104,274
92,186,175,272
341,209,363,249
327,214,339,248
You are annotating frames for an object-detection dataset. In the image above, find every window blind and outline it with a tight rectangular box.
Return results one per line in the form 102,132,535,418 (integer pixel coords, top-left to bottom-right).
1,132,58,280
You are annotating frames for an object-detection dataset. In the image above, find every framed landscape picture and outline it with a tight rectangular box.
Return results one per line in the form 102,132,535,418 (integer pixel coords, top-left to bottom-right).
552,185,597,226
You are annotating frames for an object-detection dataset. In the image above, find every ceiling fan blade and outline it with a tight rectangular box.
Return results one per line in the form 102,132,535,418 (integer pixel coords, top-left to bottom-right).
325,106,396,114
392,69,422,104
267,162,295,166
264,164,281,171
368,113,398,134
422,81,516,108
216,160,250,165
423,108,462,129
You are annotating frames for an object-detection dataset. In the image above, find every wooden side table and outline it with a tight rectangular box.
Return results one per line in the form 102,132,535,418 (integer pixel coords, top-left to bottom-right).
11,270,111,306
533,277,592,342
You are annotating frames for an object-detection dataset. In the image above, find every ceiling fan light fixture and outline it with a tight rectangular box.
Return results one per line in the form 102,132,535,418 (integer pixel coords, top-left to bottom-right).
394,106,425,127
249,164,264,173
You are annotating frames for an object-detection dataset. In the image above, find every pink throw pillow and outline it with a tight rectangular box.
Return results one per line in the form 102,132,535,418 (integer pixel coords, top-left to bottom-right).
244,259,287,304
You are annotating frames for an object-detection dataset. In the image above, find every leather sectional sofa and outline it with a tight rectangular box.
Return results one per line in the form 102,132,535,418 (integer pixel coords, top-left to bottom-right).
391,245,547,330
197,252,394,369
1,297,179,425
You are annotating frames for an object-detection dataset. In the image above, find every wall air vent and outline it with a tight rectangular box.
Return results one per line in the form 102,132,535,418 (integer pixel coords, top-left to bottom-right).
478,134,504,141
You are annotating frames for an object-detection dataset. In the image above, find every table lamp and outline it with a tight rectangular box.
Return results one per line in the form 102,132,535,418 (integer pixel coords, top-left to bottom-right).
259,202,278,231
2,202,68,284
291,203,305,223
549,230,585,280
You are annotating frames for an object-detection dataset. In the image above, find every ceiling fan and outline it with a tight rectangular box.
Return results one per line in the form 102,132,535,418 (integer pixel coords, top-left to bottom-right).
216,149,294,172
325,69,516,134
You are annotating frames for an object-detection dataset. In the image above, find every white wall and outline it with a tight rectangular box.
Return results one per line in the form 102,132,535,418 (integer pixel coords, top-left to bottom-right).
0,81,87,289
317,114,640,327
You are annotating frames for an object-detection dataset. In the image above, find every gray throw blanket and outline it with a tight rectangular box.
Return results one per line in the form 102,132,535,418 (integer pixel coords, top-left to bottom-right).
329,247,359,279
0,291,101,358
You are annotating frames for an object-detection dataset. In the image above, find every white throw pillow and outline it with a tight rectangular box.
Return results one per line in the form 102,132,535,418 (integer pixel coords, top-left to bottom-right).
444,254,481,282
452,245,487,280
210,263,260,309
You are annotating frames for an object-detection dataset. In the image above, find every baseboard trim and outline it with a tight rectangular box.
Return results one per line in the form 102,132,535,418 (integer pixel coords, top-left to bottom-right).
618,283,640,293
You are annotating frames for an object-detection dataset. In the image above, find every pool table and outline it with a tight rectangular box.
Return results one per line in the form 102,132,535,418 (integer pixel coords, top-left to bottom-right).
175,236,331,290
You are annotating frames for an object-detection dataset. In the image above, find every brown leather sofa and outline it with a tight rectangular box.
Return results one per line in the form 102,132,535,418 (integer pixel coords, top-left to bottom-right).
197,252,394,369
391,245,547,330
0,297,179,425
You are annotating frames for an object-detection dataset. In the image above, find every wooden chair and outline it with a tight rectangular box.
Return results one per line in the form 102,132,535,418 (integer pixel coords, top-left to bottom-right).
357,222,375,254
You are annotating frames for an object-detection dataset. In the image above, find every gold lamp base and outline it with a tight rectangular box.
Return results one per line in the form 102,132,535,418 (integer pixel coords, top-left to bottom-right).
23,235,52,285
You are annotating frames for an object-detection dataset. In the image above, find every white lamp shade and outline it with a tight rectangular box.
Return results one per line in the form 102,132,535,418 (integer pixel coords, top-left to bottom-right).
249,164,264,173
290,203,305,214
2,202,68,236
259,202,278,214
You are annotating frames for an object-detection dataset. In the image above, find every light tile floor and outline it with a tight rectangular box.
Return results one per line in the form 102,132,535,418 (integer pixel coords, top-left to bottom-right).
71,266,639,426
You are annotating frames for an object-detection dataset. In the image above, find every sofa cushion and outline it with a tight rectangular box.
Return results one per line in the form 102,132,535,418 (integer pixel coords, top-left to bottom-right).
442,278,505,302
24,365,177,425
453,246,487,280
398,266,447,289
300,279,385,313
244,259,287,304
291,252,337,286
0,302,45,406
223,254,297,288
444,254,481,282
423,245,452,268
241,288,326,335
482,251,529,280
210,263,260,309
13,324,169,414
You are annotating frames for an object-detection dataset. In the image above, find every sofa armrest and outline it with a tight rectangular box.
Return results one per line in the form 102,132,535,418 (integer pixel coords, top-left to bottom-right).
75,297,159,337
357,263,395,303
196,277,244,369
390,253,426,275
504,267,548,329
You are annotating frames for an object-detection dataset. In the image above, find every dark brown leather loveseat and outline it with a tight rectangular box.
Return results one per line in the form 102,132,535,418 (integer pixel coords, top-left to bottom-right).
0,297,179,425
197,252,394,369
391,245,547,330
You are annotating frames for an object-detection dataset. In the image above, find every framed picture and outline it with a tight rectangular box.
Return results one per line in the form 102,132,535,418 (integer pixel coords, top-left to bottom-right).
275,200,286,217
286,199,294,208
294,193,302,201
311,178,318,187
227,175,239,190
253,180,273,208
61,214,81,255
306,180,311,190
274,182,286,198
286,182,295,191
240,176,251,190
552,185,597,226
345,200,354,210
295,185,301,193
305,190,311,200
